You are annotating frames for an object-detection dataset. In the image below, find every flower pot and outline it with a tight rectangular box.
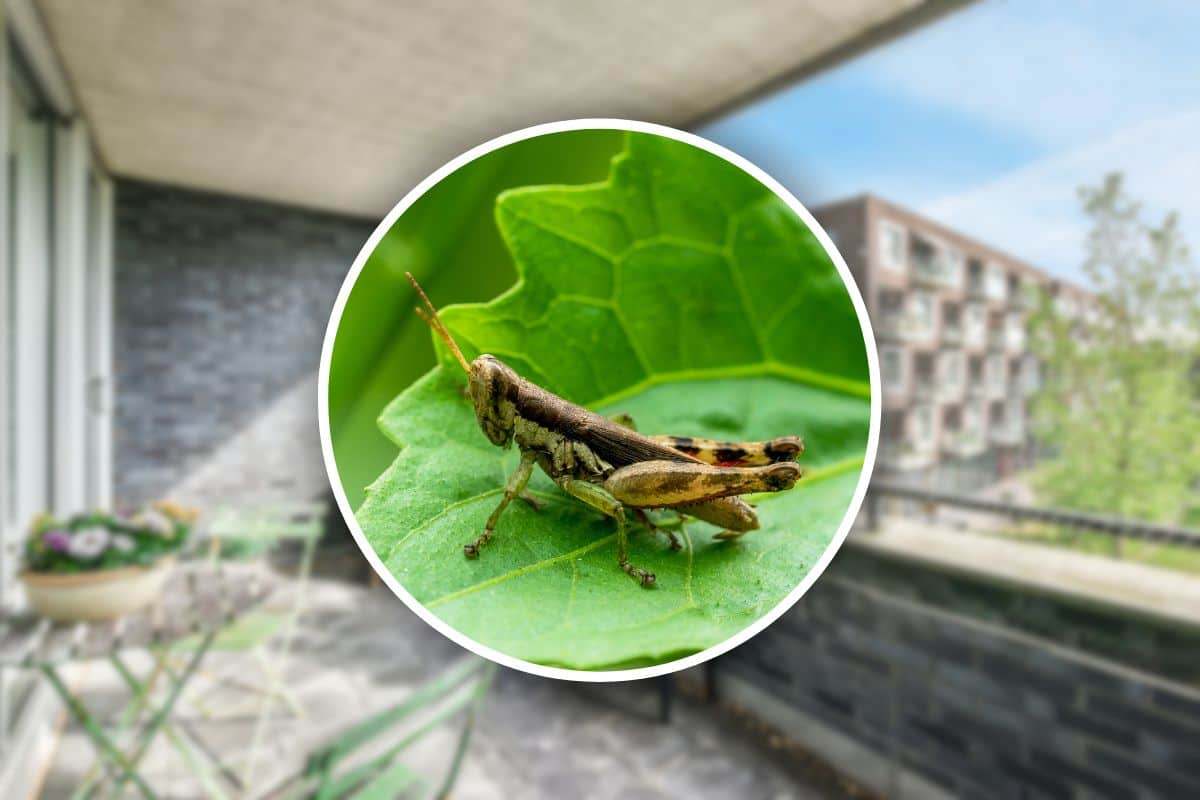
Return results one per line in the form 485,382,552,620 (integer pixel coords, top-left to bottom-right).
19,557,175,622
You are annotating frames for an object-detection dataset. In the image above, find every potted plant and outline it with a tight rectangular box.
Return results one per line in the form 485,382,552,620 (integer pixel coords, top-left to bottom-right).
20,501,198,621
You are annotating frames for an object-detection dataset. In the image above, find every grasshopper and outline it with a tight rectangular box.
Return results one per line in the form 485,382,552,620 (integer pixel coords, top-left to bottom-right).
408,274,804,587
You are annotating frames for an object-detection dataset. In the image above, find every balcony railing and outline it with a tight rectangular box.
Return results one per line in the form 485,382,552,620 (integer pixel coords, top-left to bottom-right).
942,429,987,457
878,440,937,471
990,422,1024,446
1006,326,1027,352
862,483,1200,549
912,253,962,290
937,380,966,403
876,312,935,344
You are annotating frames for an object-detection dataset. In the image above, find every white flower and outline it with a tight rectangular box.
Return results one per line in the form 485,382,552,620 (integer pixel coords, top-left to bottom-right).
110,534,136,554
68,527,111,560
133,508,175,538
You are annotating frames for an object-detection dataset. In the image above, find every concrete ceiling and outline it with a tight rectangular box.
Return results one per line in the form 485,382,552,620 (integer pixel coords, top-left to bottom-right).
37,0,950,218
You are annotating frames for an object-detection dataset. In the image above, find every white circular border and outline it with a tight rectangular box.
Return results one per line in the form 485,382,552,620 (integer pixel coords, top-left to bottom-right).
318,119,881,682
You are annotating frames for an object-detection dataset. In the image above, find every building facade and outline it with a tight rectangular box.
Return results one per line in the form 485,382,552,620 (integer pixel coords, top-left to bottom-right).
814,195,1091,488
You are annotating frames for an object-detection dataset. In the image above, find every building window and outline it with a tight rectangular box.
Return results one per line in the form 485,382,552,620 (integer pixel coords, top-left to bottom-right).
911,291,935,331
879,221,906,270
945,247,965,287
913,406,934,443
942,351,963,386
985,262,1007,301
881,347,905,388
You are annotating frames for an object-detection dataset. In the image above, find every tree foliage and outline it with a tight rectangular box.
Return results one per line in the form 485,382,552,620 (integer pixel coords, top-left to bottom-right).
1030,173,1200,526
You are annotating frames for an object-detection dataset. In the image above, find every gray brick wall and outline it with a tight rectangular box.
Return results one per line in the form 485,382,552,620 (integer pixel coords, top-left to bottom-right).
113,180,374,504
719,549,1200,799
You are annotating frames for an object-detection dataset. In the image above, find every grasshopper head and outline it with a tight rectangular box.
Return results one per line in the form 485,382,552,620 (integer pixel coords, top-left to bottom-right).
407,272,519,447
468,355,519,447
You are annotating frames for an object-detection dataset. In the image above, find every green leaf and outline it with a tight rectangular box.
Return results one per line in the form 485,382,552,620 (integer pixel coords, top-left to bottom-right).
354,133,871,670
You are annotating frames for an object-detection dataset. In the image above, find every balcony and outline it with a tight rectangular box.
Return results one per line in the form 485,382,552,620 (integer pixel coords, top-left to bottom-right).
990,421,1025,446
912,380,936,404
987,327,1007,351
1020,363,1040,395
878,440,938,471
985,274,1008,302
876,311,936,344
943,429,987,458
1005,324,1027,352
937,380,966,404
984,364,1008,398
942,322,963,346
963,317,987,349
912,251,963,290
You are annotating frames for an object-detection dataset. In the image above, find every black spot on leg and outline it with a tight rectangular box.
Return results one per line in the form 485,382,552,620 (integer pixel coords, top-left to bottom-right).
766,436,805,461
715,447,747,464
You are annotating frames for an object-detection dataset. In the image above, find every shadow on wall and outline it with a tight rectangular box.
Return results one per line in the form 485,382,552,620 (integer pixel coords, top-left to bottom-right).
113,180,374,506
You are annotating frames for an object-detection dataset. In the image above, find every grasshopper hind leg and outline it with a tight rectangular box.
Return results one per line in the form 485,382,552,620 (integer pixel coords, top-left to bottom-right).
634,509,683,551
557,479,655,588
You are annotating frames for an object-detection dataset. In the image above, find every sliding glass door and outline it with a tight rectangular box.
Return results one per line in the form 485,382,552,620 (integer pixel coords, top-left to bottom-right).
1,34,113,769
3,47,53,605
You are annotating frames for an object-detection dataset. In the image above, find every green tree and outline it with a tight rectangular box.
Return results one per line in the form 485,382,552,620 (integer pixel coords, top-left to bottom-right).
1030,173,1200,530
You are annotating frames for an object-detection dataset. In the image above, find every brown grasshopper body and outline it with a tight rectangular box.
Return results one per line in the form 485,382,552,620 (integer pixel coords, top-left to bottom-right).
408,274,804,587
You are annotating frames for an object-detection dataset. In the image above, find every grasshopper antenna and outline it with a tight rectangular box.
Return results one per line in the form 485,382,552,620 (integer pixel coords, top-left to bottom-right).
406,272,472,374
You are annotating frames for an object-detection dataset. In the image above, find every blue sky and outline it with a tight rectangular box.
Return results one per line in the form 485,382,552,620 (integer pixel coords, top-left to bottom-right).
700,0,1200,287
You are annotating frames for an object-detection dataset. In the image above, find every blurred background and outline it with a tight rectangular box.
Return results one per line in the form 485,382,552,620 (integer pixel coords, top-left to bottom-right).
3,1,1198,798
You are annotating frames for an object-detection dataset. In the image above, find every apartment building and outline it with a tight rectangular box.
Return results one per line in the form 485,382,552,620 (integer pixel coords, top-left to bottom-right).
814,195,1091,487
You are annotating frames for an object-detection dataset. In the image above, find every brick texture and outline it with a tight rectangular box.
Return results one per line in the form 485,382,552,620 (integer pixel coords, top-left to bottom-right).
113,180,374,504
720,549,1200,799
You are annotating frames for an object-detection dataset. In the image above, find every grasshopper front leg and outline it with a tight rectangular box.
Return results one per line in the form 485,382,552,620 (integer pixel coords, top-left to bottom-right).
465,450,536,558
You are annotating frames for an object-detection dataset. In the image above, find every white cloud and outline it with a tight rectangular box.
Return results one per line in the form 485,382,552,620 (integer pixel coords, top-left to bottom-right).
923,110,1200,285
861,1,1200,149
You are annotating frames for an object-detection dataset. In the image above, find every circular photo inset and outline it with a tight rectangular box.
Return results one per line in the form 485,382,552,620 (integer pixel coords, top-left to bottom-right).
320,120,879,680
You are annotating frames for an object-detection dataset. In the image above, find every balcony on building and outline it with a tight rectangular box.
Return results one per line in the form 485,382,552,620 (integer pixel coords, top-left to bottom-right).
963,302,987,350
941,302,963,345
1004,311,1027,352
967,258,986,299
989,405,1025,446
878,219,908,276
942,423,987,458
877,406,938,471
1006,273,1023,307
985,355,1008,399
876,289,936,345
987,311,1007,351
880,346,909,408
1020,357,1040,395
912,353,937,403
966,356,986,398
910,235,963,291
936,349,966,403
985,263,1008,303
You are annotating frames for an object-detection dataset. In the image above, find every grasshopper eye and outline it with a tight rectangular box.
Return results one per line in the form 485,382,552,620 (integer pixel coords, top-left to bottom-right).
469,356,517,447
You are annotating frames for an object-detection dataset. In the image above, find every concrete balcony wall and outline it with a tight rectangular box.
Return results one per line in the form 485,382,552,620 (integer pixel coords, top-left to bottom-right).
718,535,1200,799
